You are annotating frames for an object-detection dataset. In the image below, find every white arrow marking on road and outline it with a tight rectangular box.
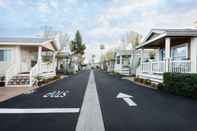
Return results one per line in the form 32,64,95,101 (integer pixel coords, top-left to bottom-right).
116,92,137,107
0,108,80,114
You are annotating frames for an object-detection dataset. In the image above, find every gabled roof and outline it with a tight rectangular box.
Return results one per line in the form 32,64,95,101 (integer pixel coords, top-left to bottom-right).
143,29,165,42
137,28,197,49
0,37,50,43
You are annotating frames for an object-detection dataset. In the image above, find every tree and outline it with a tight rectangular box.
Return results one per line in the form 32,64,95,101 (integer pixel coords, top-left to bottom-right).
70,30,86,70
70,30,86,55
127,31,142,48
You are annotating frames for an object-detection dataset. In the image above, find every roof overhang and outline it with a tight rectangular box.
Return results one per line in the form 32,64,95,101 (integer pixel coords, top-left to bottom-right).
136,29,197,49
42,40,58,51
0,39,58,51
136,33,167,49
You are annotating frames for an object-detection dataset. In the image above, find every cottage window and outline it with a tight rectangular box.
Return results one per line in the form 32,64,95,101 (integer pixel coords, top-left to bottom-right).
171,43,188,60
0,49,11,62
159,43,188,61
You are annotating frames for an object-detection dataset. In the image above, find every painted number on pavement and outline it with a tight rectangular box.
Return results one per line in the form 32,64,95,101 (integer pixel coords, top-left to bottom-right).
43,90,69,98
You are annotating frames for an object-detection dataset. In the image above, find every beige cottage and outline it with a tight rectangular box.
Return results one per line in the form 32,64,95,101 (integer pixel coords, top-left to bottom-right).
0,38,59,87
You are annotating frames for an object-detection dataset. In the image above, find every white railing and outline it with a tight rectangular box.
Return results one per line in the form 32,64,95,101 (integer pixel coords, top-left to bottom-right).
5,63,20,86
30,62,56,86
152,61,165,73
140,60,191,74
141,62,151,73
40,63,55,73
169,60,191,73
30,63,38,86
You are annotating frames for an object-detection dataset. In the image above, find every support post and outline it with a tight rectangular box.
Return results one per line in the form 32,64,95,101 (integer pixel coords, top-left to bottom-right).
37,46,42,74
38,46,42,63
165,37,171,72
141,49,144,72
53,52,57,72
190,38,197,73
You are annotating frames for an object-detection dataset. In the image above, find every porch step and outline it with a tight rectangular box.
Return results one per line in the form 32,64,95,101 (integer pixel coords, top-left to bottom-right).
7,73,30,87
120,68,130,76
138,73,163,83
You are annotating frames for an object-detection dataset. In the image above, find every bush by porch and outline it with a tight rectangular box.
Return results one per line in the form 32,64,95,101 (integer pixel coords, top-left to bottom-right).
158,73,197,98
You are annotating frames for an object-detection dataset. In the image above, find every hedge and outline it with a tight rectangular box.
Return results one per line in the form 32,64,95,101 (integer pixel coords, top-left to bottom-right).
160,73,197,98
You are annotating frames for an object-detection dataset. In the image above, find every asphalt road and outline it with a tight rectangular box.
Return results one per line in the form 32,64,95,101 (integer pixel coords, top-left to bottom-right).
0,70,197,131
0,71,90,131
94,71,197,131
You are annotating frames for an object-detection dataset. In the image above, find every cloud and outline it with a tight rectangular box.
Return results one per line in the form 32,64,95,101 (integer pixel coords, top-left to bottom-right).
0,0,197,63
0,0,8,8
50,1,58,9
102,0,159,20
37,2,50,13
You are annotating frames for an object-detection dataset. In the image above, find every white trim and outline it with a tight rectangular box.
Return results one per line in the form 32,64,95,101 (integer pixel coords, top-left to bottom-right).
137,33,167,49
0,108,80,114
0,40,57,51
0,42,41,46
143,29,165,42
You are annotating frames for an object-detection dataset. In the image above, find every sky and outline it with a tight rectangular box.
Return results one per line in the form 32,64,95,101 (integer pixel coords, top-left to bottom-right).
0,0,197,63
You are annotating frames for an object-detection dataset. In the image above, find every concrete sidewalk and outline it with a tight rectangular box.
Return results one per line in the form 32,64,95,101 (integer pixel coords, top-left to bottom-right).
0,87,38,102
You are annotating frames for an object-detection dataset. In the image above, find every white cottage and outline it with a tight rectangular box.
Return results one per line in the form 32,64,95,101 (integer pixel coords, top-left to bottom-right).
114,50,132,75
136,29,197,83
0,38,59,87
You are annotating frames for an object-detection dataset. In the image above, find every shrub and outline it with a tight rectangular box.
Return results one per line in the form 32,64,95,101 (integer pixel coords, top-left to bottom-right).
161,73,197,98
134,77,151,85
157,83,164,90
144,79,152,85
151,83,158,89
37,75,61,86
134,77,139,82
111,71,120,76
139,78,144,83
63,68,75,75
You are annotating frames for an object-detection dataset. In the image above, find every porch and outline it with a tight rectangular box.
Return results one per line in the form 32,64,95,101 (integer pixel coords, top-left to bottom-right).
136,29,197,83
114,50,132,75
137,60,191,82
